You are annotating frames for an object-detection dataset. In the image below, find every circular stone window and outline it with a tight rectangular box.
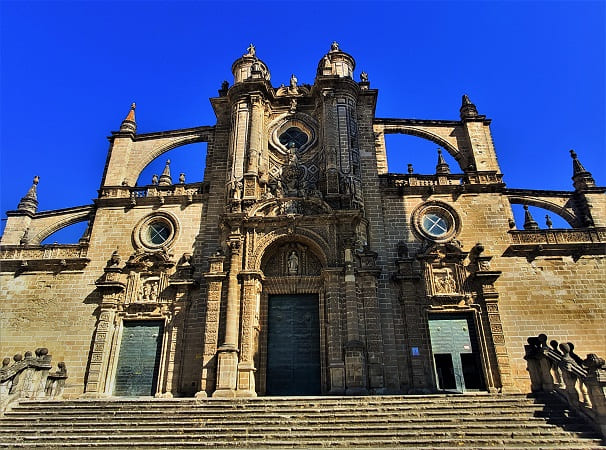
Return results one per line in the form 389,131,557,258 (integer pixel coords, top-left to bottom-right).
134,213,178,250
412,202,460,243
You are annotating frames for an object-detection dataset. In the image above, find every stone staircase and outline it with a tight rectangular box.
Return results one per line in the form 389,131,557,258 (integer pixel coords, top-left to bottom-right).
0,393,604,448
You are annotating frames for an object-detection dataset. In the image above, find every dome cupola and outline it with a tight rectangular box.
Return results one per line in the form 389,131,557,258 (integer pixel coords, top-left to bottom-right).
231,44,271,84
316,41,355,78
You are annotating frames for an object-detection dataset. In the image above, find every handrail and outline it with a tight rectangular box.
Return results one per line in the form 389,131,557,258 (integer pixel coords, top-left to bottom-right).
0,348,67,414
524,334,606,438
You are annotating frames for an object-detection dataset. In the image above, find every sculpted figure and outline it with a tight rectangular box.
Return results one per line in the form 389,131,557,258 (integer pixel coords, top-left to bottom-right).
287,251,299,275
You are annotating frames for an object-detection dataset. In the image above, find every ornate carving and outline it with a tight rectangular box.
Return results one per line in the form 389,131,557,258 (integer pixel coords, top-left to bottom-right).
262,243,322,276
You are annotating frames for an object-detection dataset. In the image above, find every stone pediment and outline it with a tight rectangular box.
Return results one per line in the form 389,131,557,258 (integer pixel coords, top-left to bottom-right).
250,198,333,218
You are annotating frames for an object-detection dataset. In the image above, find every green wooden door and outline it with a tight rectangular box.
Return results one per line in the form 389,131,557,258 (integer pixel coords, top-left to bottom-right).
113,320,163,396
267,294,320,395
428,314,484,392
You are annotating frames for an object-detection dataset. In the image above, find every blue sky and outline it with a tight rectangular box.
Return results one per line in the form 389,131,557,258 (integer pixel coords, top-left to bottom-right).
1,1,604,241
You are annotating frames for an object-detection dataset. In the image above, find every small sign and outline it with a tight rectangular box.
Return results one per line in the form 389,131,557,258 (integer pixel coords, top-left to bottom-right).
411,347,420,356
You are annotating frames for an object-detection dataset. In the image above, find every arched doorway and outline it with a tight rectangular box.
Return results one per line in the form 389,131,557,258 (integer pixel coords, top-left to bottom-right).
257,239,327,395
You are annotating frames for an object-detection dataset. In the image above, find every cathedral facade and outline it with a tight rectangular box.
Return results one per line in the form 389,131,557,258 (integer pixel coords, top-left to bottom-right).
1,44,604,398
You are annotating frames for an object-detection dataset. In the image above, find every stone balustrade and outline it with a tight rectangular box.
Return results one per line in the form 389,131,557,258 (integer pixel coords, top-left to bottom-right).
511,228,606,245
0,244,88,260
0,349,67,413
99,182,207,200
524,334,606,438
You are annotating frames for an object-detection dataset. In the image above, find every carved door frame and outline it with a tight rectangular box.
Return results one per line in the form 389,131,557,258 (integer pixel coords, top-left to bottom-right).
256,277,326,395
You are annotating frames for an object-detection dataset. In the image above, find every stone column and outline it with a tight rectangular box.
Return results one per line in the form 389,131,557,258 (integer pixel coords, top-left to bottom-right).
83,298,118,397
158,291,187,398
322,268,345,394
343,244,367,394
358,266,385,393
237,270,263,396
246,94,263,175
321,90,340,197
197,255,226,397
213,235,242,397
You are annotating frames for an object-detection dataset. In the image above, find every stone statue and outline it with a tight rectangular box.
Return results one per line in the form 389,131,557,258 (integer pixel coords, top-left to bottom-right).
152,174,159,185
290,74,298,89
150,282,158,301
330,41,339,51
287,251,299,275
290,98,297,113
179,173,185,184
360,71,368,82
107,249,121,267
246,43,255,57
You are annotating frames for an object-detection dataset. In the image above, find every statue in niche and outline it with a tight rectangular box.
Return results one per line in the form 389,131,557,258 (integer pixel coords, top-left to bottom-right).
232,180,243,199
287,251,299,275
150,282,158,302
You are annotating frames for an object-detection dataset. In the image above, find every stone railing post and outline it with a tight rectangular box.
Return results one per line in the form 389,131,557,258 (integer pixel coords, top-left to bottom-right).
559,343,580,408
583,354,606,438
524,336,553,392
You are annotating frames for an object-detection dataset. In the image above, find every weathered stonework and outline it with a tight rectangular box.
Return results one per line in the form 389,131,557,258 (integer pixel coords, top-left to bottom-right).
1,44,604,398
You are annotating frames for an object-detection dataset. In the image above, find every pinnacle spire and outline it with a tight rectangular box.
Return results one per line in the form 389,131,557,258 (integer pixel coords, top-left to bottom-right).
158,159,172,186
119,102,137,134
17,176,40,215
436,149,450,174
460,94,479,119
523,205,539,230
570,149,595,190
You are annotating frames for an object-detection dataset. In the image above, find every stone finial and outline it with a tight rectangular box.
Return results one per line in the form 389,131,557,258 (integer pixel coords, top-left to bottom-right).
460,94,479,119
17,176,40,215
119,102,137,134
523,205,539,230
330,41,340,52
570,149,595,190
435,149,451,174
158,160,172,186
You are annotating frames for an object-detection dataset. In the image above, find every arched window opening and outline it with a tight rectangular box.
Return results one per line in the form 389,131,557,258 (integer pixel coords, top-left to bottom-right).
136,142,207,187
384,134,459,175
40,221,88,245
511,204,571,230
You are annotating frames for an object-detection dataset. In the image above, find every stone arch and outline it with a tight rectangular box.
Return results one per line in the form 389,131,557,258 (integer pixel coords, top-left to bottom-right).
250,227,330,272
508,196,577,227
32,210,92,244
383,126,464,166
131,135,211,184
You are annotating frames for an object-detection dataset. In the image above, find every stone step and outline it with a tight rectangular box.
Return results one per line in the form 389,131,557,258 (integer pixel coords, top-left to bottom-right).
9,400,547,411
14,394,534,407
1,394,601,448
2,434,603,448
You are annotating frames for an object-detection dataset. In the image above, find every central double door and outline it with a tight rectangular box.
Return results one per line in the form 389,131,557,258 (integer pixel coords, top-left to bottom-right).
266,294,321,395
